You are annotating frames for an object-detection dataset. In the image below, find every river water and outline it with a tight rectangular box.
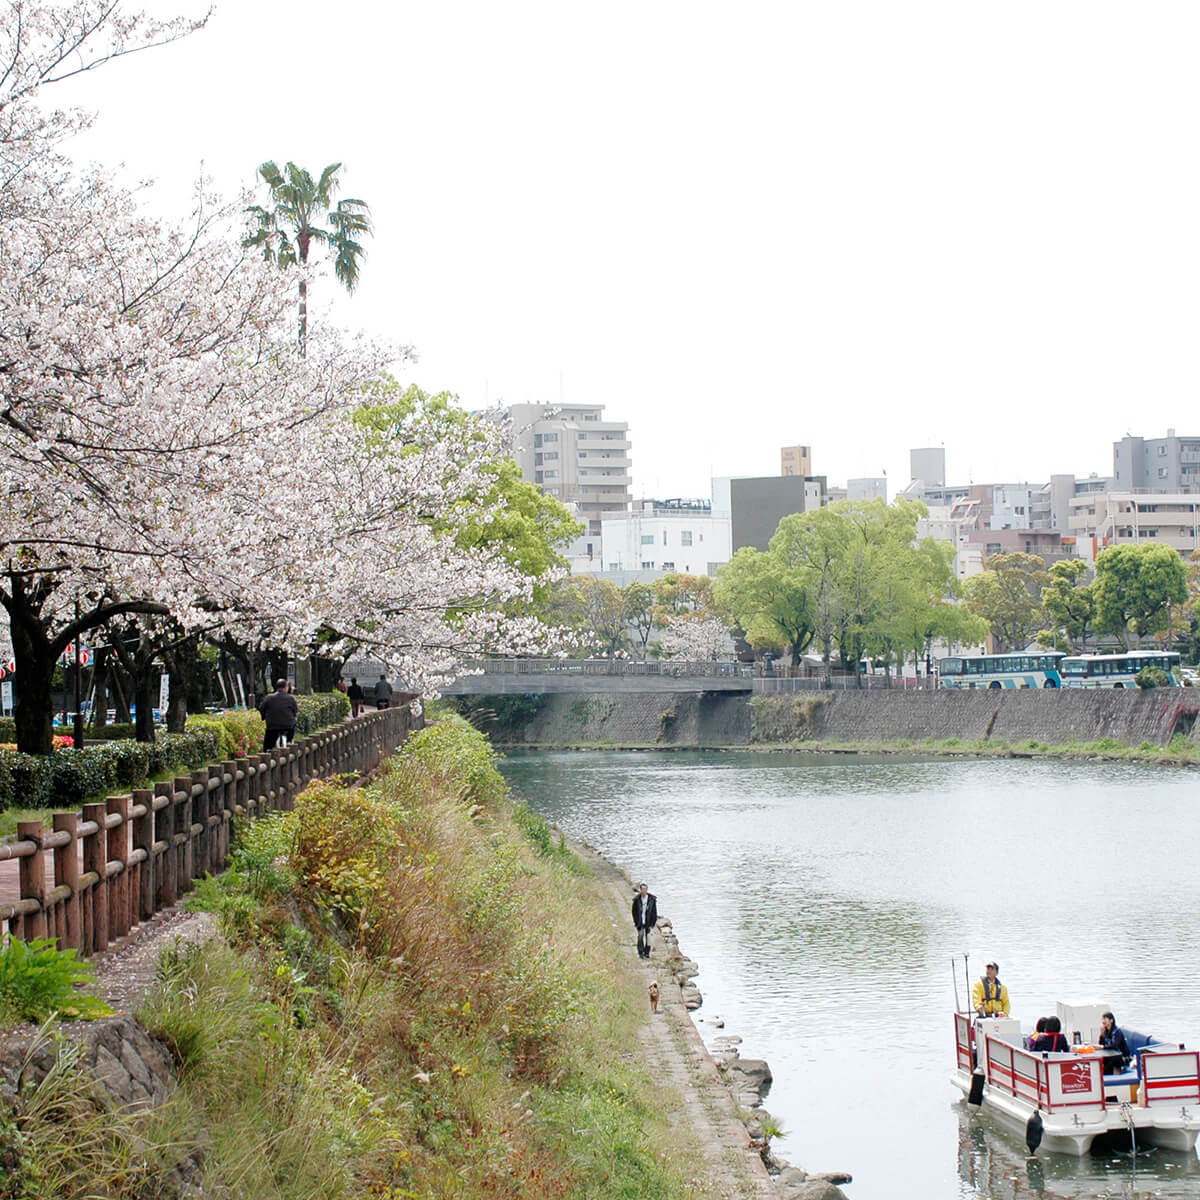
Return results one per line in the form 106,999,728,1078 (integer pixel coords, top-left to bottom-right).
499,749,1200,1200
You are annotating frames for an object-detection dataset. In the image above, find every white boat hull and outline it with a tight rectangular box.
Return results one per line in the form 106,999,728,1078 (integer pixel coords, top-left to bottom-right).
952,1013,1200,1158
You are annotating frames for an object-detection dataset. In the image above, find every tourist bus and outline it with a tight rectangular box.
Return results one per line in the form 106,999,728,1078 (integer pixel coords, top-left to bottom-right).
936,652,1066,689
1060,650,1183,688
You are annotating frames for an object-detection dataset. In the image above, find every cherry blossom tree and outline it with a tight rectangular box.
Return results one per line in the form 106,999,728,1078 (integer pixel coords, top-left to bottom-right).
0,3,563,751
658,615,734,661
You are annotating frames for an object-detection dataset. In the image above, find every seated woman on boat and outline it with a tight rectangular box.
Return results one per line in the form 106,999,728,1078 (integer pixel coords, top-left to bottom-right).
1099,1011,1131,1070
1030,1015,1070,1053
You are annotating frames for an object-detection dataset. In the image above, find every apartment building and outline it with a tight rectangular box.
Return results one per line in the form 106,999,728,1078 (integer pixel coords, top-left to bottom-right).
1069,491,1200,560
1113,430,1200,492
504,402,632,533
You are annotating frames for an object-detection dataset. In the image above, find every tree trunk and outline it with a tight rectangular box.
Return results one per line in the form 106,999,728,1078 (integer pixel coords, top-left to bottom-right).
133,669,157,743
91,647,110,733
11,613,56,755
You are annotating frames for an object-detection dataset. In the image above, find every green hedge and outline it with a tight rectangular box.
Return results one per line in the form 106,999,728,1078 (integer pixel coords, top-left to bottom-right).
0,717,13,743
296,691,351,734
0,694,350,816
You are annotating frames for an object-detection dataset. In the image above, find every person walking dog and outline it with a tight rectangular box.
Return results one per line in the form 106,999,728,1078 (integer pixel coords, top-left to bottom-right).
632,882,658,960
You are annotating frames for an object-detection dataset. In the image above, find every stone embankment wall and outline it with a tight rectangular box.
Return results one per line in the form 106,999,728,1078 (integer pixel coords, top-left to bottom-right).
506,689,1200,748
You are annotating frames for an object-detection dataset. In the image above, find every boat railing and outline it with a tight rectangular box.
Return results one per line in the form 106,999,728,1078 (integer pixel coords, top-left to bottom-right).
1142,1047,1200,1106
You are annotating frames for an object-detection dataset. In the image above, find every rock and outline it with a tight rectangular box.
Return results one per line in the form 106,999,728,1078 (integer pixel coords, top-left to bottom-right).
785,1182,849,1200
723,1056,773,1106
810,1172,854,1185
680,984,702,1010
777,1166,808,1185
713,1017,725,1028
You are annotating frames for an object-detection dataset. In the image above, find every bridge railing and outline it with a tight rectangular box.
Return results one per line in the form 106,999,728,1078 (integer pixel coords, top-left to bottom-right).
457,657,753,678
0,706,418,956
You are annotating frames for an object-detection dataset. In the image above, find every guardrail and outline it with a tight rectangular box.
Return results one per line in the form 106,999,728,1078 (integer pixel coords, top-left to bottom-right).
0,706,417,955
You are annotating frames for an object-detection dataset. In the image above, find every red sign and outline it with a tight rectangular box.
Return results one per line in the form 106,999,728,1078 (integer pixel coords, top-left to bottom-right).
1059,1061,1093,1094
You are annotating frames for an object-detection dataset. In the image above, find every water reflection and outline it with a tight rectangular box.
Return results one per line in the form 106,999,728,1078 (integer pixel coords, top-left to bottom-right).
955,1105,1200,1199
500,750,1200,1200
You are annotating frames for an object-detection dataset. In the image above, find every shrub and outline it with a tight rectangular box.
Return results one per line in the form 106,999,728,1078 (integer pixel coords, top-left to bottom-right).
0,938,113,1024
391,716,508,808
0,718,14,743
89,723,137,741
1136,666,1171,689
0,752,49,813
295,691,350,736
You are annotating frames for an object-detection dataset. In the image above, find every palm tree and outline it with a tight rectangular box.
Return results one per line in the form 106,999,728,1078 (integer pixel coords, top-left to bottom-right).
243,161,371,352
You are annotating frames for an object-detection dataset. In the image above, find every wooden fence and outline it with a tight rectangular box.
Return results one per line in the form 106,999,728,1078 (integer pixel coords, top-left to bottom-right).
0,706,418,956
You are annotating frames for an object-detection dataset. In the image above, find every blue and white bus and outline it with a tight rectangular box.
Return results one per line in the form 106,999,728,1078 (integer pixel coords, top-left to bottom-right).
936,653,1066,689
1060,650,1183,688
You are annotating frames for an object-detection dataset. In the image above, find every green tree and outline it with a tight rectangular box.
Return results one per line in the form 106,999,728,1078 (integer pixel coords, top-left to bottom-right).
1037,559,1095,651
963,553,1049,651
244,161,371,351
354,381,581,589
576,576,628,657
714,547,814,666
623,582,656,658
1093,544,1188,646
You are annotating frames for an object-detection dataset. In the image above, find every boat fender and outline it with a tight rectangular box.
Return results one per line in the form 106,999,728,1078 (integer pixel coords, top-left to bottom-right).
1025,1111,1044,1155
968,1072,985,1106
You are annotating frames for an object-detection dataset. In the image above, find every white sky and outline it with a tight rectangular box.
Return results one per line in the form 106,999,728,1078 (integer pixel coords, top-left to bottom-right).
51,0,1200,500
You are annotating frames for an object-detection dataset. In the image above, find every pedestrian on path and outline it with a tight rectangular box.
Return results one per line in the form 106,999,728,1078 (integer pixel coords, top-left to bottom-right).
632,882,658,959
258,679,298,750
346,677,365,717
374,674,393,709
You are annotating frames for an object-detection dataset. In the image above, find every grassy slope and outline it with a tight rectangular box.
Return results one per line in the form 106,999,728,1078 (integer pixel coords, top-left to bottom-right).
9,716,723,1199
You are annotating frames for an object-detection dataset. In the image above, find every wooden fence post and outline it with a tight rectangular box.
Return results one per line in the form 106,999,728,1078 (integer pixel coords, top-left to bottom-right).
132,789,154,922
107,795,130,941
16,821,46,942
174,777,194,892
155,781,177,909
82,802,107,955
220,762,237,864
52,813,81,951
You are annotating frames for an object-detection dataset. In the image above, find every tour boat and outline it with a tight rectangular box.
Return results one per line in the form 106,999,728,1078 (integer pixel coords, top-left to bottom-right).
952,1001,1200,1156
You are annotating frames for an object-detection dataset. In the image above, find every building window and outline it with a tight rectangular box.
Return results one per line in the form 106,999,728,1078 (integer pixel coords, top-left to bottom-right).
608,562,620,570
707,563,720,576
641,534,655,545
542,432,558,442
662,531,668,545
662,561,675,570
534,433,543,447
680,531,693,546
1158,468,1168,478
543,469,558,479
987,543,1001,554
543,451,558,461
641,561,654,569
1159,445,1168,455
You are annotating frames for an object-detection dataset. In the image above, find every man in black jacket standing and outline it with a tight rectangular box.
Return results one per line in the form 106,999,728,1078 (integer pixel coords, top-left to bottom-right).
632,882,658,959
258,679,298,750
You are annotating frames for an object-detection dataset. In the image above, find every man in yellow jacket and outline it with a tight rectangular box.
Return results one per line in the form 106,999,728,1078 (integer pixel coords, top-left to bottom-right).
972,961,1010,1017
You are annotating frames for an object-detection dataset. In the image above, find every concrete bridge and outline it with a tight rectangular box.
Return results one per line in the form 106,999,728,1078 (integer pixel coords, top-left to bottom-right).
440,659,926,695
441,658,755,694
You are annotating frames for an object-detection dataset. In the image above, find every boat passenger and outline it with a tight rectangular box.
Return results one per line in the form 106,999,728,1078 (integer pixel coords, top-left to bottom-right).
972,961,1010,1017
1031,1016,1070,1053
1025,1016,1048,1049
1099,1011,1131,1071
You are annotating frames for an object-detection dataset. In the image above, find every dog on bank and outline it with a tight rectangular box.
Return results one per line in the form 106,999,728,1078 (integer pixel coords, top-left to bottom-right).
648,981,660,1013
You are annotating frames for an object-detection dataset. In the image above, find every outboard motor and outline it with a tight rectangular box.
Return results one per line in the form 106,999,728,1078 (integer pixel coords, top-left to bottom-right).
1025,1111,1044,1155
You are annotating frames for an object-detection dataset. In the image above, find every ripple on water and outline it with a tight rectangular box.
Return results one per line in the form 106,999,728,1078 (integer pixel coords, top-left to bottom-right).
501,750,1200,1200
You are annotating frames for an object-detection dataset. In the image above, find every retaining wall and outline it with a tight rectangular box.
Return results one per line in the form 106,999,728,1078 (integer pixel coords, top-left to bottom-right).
503,689,1200,748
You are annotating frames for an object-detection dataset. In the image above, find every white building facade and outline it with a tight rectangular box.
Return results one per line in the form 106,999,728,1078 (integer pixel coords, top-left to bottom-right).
599,500,731,576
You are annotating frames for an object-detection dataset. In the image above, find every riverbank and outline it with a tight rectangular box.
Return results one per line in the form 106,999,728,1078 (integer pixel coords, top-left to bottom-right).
564,835,852,1200
459,689,1200,764
3,717,848,1199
